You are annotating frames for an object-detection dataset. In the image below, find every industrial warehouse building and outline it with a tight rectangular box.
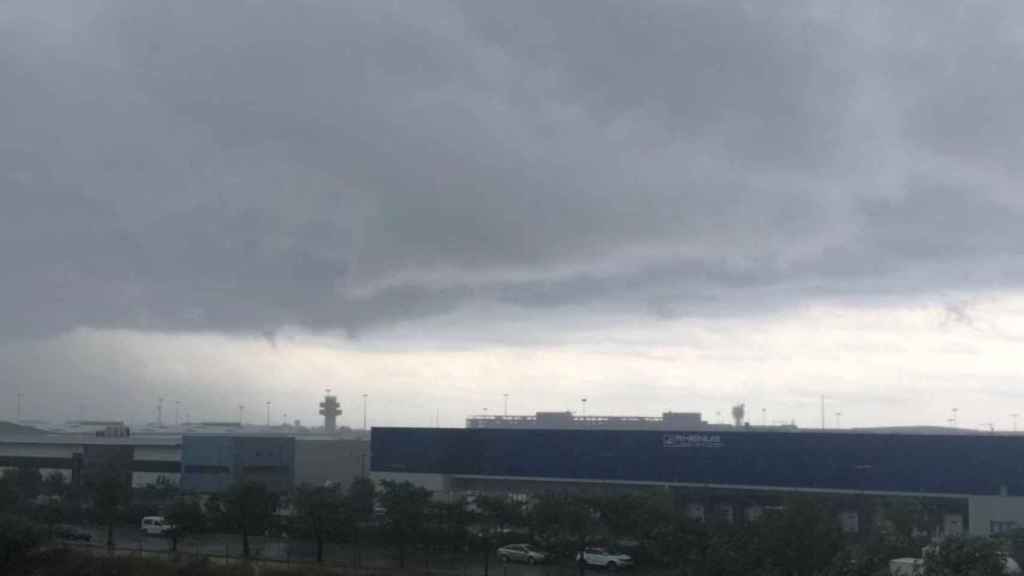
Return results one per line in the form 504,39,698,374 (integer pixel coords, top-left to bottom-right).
9,416,1024,537
0,431,368,492
180,434,369,492
370,427,1024,537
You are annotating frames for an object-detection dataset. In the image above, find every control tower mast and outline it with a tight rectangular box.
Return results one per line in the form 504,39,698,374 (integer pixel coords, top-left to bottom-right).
319,389,341,433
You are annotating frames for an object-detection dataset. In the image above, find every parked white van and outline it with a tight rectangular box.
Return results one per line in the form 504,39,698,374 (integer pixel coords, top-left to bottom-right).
140,516,173,536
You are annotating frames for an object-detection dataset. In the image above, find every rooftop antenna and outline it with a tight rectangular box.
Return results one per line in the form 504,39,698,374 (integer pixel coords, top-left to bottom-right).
157,397,164,427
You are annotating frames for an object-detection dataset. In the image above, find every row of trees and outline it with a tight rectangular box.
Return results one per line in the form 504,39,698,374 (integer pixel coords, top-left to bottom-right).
167,477,379,562
1,465,1016,575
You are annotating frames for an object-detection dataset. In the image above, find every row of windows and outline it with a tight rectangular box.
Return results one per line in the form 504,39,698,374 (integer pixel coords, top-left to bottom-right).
182,465,291,475
678,502,966,536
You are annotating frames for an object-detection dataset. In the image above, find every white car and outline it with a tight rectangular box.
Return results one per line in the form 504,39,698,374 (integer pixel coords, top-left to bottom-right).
577,547,633,569
140,516,174,536
497,543,548,564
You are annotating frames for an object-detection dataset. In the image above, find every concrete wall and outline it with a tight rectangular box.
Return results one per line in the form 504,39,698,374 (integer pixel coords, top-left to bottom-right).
0,444,80,459
968,495,1024,535
236,436,294,492
181,435,295,493
181,435,235,493
294,437,368,489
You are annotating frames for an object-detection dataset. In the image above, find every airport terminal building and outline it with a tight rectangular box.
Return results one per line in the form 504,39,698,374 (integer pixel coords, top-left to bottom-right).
371,427,1024,537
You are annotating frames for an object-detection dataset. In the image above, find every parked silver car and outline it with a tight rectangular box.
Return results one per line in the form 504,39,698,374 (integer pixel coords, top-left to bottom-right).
498,543,548,564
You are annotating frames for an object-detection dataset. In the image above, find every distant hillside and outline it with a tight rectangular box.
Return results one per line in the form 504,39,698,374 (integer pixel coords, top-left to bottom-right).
0,421,46,435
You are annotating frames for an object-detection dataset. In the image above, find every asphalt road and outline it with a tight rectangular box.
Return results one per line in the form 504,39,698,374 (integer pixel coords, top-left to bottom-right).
58,526,630,576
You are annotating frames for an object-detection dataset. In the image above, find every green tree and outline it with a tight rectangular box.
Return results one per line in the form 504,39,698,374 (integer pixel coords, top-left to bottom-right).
39,499,66,540
209,481,279,559
476,494,527,576
632,490,683,566
90,470,130,549
2,467,42,503
476,494,525,536
292,484,348,563
138,476,178,505
528,493,596,575
378,480,432,568
593,493,645,544
0,476,16,513
0,514,43,570
42,471,69,499
347,476,376,568
756,497,844,576
436,497,472,555
348,477,376,523
923,537,1007,576
165,496,206,553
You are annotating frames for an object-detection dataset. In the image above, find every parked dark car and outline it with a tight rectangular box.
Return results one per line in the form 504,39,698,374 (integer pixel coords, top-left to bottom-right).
54,525,92,542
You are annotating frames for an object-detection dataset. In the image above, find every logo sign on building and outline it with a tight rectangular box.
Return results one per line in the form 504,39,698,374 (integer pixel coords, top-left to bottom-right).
663,433,723,449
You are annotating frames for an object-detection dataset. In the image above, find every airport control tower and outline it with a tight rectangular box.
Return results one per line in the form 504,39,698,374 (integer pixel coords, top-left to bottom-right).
319,390,341,433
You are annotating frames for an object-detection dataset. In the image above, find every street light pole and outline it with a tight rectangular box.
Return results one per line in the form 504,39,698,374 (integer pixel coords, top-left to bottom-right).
503,394,508,417
266,401,271,426
581,398,587,417
362,394,368,430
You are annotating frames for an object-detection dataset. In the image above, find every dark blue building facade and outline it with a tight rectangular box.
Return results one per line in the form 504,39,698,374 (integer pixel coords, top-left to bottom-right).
371,428,1024,497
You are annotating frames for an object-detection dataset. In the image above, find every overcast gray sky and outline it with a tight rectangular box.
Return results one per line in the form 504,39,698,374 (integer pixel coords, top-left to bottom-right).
4,0,1024,430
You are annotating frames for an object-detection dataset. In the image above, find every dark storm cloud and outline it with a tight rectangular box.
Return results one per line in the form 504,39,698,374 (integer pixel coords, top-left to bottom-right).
4,0,1024,338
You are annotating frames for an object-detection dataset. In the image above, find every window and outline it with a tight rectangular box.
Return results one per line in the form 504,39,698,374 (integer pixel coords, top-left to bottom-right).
992,521,1017,534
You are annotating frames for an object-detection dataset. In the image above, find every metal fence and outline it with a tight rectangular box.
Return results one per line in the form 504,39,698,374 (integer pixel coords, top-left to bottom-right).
53,538,598,576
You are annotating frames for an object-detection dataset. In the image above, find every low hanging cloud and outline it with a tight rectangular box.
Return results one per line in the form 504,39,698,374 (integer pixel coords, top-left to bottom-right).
4,0,1024,342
